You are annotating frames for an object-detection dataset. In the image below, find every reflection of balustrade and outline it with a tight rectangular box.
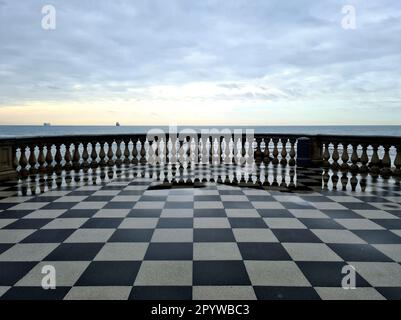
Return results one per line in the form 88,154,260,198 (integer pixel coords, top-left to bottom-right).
0,133,400,181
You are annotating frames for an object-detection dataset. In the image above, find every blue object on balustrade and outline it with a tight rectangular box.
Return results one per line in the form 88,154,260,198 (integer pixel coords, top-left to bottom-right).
297,137,311,167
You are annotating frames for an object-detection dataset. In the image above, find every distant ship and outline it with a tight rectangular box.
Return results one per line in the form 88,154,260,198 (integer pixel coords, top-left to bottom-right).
116,122,121,126
43,123,51,126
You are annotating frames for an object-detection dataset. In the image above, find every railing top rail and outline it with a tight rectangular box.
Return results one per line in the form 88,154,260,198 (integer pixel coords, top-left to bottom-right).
0,133,400,145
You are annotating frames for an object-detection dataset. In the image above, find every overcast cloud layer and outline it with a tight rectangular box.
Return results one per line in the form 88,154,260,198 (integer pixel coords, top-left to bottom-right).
0,0,400,125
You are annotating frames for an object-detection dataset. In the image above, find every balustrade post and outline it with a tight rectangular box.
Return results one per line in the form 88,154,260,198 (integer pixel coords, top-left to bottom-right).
45,143,54,173
369,144,380,175
131,139,139,165
350,143,359,173
340,143,350,171
90,141,98,168
54,144,62,173
28,144,37,175
272,138,279,165
394,145,401,176
72,142,81,170
82,142,89,168
263,138,270,164
280,138,288,165
288,138,296,166
107,141,115,166
360,144,369,173
64,143,73,170
115,140,123,166
380,145,392,177
331,143,340,170
123,139,130,165
254,138,262,163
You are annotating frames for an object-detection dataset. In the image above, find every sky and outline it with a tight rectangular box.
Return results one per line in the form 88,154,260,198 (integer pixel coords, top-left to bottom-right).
0,0,400,125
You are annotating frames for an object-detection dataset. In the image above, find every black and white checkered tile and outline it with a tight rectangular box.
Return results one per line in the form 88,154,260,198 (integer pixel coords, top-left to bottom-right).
1,165,401,300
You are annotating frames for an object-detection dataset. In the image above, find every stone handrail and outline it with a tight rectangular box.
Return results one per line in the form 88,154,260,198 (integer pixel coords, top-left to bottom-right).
0,133,400,181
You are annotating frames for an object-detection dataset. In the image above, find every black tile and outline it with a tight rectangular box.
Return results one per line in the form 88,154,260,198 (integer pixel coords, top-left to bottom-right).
194,209,226,217
59,209,98,218
282,202,316,210
164,202,193,209
355,196,391,203
194,195,221,201
128,209,162,217
1,287,70,300
144,243,193,260
254,286,320,300
44,243,104,261
0,210,34,219
4,218,52,230
272,229,322,243
229,218,267,228
353,230,401,244
109,229,154,242
376,287,401,300
103,202,135,209
371,219,401,230
193,261,251,285
320,210,361,219
81,218,123,229
76,261,141,286
194,229,235,242
223,202,254,209
340,203,378,210
68,191,94,196
0,243,13,254
157,218,193,228
119,190,144,196
299,218,345,230
0,262,36,285
21,229,75,243
41,202,77,210
218,190,244,195
328,244,393,262
257,209,293,218
0,203,17,210
300,196,334,203
26,197,57,203
84,196,115,202
139,196,167,202
247,195,275,202
238,243,291,260
129,286,192,300
296,262,370,287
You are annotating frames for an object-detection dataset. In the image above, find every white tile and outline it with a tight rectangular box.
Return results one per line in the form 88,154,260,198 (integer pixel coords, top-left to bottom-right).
327,196,363,203
93,190,121,196
311,202,347,210
194,218,230,228
374,244,401,262
334,219,384,230
194,243,242,260
316,287,385,300
194,202,224,209
16,261,90,286
0,219,17,229
65,229,114,243
263,218,306,229
353,210,398,219
133,202,165,209
119,218,158,229
282,243,343,261
72,202,107,210
161,209,194,218
225,209,260,218
351,262,401,287
94,243,148,261
54,196,88,203
220,195,248,202
0,196,33,203
93,209,130,218
8,202,48,210
0,229,35,243
289,209,329,219
233,229,278,242
42,218,88,229
24,209,66,219
151,229,193,242
245,261,311,286
252,202,285,209
64,286,131,300
312,229,366,244
134,261,192,285
111,196,140,202
0,243,58,261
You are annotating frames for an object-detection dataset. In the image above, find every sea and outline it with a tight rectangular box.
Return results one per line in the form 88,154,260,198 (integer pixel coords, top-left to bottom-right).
0,125,400,138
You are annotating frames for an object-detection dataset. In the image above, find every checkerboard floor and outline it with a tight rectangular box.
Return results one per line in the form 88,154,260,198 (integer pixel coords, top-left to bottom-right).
1,164,401,300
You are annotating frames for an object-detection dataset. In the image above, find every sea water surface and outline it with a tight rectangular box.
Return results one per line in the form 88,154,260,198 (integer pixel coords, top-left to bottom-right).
0,125,400,138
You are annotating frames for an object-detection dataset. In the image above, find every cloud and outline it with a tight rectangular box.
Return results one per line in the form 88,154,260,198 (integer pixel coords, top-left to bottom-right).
0,0,400,124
